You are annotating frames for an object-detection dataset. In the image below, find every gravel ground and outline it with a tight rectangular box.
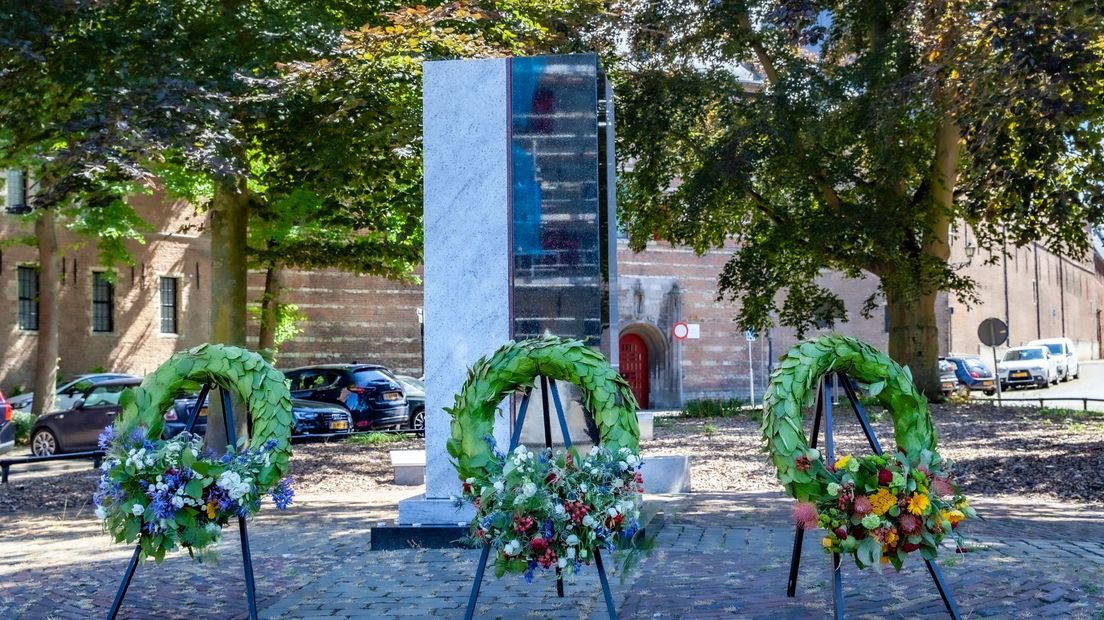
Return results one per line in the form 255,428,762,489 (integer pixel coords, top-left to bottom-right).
2,402,1101,519
650,402,1104,505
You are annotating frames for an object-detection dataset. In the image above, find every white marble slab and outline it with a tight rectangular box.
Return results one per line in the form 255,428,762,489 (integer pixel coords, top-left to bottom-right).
399,58,512,525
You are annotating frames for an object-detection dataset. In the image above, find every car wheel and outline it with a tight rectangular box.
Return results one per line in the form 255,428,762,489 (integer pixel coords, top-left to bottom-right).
984,389,995,396
31,429,58,457
410,408,425,437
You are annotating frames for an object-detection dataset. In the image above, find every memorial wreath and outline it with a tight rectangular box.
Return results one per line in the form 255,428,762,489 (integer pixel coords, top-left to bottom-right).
447,336,644,581
762,335,974,570
94,344,295,562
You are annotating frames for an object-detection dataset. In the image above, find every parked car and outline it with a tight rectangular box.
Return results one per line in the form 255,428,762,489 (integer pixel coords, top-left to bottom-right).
163,395,354,440
939,360,960,398
942,356,997,395
1028,338,1079,381
9,373,142,414
283,364,408,431
396,375,425,435
29,378,142,456
0,389,14,456
997,346,1058,390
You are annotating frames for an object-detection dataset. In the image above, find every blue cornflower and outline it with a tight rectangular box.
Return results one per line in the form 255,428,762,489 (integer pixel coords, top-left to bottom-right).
142,439,156,452
97,426,115,451
542,519,553,539
270,477,294,510
128,427,146,446
264,438,278,451
524,560,538,583
573,560,582,573
149,495,175,520
622,524,639,540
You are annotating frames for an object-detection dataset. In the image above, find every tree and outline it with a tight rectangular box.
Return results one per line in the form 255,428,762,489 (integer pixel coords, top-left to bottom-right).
611,0,1104,394
0,0,150,415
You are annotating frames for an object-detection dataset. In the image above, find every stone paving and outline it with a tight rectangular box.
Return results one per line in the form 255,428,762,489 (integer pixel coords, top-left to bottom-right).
2,491,1103,619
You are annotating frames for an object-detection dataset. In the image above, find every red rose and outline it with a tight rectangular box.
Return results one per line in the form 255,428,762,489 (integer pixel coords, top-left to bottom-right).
834,527,848,539
530,537,548,554
902,542,922,553
878,469,893,485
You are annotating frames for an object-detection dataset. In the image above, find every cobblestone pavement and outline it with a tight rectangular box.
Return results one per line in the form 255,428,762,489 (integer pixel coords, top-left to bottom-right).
2,491,1103,619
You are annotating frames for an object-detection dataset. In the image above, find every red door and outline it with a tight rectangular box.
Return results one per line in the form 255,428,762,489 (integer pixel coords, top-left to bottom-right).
619,333,649,409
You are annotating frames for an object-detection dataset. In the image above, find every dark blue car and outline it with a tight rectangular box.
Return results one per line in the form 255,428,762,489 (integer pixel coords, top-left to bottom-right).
942,356,997,395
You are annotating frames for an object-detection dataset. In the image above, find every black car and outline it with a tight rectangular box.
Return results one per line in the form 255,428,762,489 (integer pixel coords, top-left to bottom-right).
283,364,409,431
942,356,997,395
163,395,353,440
30,378,141,456
0,389,14,455
395,375,425,436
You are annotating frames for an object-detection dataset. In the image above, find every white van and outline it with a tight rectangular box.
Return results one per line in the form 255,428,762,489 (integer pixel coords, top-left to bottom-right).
1028,338,1079,381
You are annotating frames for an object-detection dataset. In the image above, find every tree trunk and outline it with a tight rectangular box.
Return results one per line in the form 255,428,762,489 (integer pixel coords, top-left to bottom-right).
257,263,283,354
886,288,942,398
31,208,60,416
206,178,250,453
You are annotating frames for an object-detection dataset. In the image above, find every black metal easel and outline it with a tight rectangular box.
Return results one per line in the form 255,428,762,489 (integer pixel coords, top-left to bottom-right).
464,376,618,620
107,384,259,620
785,372,962,620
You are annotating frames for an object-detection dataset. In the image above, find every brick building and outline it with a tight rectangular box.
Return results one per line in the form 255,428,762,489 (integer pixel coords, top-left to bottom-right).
3,190,1102,407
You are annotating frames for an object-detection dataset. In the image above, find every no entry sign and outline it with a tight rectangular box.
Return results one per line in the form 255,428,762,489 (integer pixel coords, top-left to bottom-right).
672,322,689,340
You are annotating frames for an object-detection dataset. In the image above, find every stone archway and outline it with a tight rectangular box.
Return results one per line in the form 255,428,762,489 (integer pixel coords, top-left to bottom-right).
619,322,676,409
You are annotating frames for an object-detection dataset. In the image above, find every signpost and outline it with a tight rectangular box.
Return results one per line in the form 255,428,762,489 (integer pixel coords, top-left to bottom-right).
672,322,689,340
978,317,1009,405
746,330,757,404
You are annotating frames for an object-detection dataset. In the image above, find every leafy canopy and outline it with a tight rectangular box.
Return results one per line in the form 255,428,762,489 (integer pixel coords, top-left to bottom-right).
612,0,1104,334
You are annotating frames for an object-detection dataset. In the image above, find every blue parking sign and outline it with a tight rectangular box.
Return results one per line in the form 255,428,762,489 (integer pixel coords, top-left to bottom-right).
745,330,757,342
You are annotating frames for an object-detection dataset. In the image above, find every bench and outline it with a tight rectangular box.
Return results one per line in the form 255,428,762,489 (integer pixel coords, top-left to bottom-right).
390,449,426,485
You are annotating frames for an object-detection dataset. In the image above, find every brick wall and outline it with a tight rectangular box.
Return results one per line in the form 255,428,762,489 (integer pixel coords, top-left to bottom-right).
0,192,210,392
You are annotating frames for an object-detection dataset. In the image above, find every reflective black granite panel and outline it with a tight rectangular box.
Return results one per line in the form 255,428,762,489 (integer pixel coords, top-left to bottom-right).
510,54,609,348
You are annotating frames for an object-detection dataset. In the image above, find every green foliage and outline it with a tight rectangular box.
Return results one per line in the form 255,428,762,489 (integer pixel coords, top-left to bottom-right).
248,301,306,351
611,1,1104,337
12,410,35,445
681,398,750,419
446,336,639,483
701,423,718,437
761,334,937,501
347,432,406,446
115,343,293,478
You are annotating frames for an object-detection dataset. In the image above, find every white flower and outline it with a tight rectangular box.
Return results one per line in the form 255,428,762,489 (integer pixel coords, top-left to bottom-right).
580,483,588,493
217,471,253,501
589,446,600,457
625,453,641,467
171,495,185,509
522,482,538,498
607,507,619,517
493,480,505,493
580,549,588,558
618,461,629,471
558,558,567,569
131,503,145,516
566,534,579,546
95,506,107,520
554,504,566,515
504,540,521,556
582,515,595,527
567,547,576,559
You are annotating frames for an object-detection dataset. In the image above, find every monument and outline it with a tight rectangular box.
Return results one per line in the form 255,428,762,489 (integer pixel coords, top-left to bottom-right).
396,54,619,527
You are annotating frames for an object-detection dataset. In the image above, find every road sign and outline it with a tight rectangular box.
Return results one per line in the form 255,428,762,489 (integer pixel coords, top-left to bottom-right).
977,318,1008,347
745,330,757,342
687,324,700,339
672,322,689,340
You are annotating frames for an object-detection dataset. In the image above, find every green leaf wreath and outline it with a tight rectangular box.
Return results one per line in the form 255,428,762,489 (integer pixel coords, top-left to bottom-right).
94,344,294,562
762,335,974,570
446,335,640,482
447,336,644,580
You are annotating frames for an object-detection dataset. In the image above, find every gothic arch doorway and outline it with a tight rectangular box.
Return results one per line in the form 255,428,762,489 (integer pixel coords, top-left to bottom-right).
619,333,649,409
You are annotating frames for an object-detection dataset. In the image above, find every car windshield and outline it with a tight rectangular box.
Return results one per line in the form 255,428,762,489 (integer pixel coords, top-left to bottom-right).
965,359,992,375
939,361,955,373
1004,349,1043,361
1040,343,1063,355
353,369,392,385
